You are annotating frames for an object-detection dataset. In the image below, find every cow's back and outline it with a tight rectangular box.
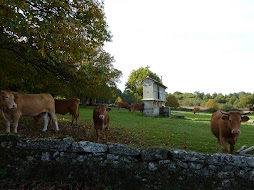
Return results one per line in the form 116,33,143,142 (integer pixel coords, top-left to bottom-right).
15,93,55,116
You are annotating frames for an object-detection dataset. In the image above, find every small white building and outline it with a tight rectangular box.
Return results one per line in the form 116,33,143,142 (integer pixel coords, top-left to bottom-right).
142,77,170,117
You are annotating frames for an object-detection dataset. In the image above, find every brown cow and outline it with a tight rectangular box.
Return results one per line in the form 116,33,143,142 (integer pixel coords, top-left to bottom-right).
131,103,144,115
118,102,131,112
93,105,111,143
210,110,249,154
1,92,59,133
193,107,200,114
55,99,79,125
0,90,17,109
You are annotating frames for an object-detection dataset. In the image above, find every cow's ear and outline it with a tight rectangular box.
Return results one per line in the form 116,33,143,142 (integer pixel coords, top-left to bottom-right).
222,115,229,121
106,108,112,112
241,116,249,122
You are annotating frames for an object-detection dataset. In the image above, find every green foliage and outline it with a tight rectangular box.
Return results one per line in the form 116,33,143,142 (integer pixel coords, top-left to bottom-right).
234,94,254,108
166,94,180,108
173,91,254,109
115,97,122,104
0,1,122,101
125,67,161,101
180,98,203,107
1,0,111,63
120,90,136,104
205,99,219,110
214,93,227,104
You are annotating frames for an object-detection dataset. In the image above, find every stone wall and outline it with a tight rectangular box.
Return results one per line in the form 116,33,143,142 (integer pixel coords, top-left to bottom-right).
0,134,254,189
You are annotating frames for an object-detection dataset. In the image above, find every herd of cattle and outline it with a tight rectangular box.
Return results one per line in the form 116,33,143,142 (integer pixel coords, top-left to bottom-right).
0,91,144,143
0,90,252,154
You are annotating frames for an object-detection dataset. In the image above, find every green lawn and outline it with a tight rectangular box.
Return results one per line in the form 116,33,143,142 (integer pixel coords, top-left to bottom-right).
1,106,254,154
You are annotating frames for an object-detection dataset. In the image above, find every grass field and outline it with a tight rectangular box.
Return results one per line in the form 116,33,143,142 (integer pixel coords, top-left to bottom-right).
1,106,254,154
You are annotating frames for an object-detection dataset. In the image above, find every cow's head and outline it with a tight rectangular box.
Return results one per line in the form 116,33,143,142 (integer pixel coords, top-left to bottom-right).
221,111,250,134
96,105,111,120
0,90,17,109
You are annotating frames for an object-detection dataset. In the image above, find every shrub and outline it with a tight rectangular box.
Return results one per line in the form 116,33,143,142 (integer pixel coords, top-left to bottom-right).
206,108,218,113
166,94,180,108
205,99,219,110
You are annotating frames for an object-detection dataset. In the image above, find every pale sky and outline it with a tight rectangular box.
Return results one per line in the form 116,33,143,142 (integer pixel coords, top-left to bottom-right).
104,0,254,95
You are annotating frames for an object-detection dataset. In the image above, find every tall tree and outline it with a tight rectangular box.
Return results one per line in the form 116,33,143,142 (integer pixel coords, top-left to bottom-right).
1,0,111,64
0,0,121,99
125,67,161,101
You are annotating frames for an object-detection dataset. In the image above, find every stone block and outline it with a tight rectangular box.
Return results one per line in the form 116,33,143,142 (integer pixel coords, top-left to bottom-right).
71,141,108,153
108,143,140,156
141,148,169,161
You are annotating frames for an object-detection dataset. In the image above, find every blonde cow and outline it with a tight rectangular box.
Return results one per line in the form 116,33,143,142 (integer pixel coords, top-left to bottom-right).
1,92,59,133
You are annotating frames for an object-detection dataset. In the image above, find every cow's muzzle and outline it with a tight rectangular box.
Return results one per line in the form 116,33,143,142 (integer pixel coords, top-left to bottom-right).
232,129,241,134
9,103,17,109
99,115,105,120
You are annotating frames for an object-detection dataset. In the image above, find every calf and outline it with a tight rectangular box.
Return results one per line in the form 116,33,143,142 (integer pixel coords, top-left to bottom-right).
210,110,249,154
93,105,111,143
193,107,200,114
118,102,131,112
1,92,58,133
131,102,144,115
0,90,17,109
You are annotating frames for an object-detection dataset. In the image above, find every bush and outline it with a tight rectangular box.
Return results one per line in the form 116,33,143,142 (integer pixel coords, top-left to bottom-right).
206,108,218,113
205,99,219,110
166,94,180,108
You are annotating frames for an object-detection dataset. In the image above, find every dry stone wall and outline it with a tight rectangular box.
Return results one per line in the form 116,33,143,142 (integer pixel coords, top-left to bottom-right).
0,134,254,189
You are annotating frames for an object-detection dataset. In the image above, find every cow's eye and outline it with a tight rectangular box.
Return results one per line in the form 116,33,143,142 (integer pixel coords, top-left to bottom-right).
5,96,9,99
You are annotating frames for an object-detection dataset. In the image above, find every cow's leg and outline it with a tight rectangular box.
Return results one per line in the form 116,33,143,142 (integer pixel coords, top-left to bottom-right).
217,137,222,153
2,114,11,132
76,114,79,125
13,114,21,133
49,113,59,131
101,124,106,140
229,139,236,154
220,137,229,154
105,126,108,144
230,143,235,154
6,121,11,133
95,129,100,143
42,112,49,132
2,112,12,132
71,114,74,125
